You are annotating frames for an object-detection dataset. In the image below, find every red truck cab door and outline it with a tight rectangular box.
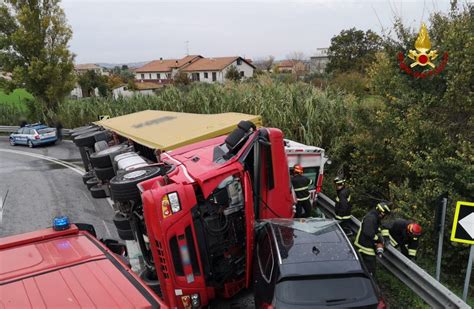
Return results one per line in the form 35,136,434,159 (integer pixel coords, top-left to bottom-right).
256,128,294,220
243,171,255,287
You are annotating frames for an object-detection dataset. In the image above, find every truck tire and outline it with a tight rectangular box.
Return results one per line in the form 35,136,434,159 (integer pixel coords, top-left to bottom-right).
74,131,107,147
139,268,161,295
110,166,163,203
86,177,99,189
82,170,95,184
113,214,134,241
94,140,109,152
71,125,95,134
90,144,129,168
94,166,115,182
71,127,99,138
90,184,107,199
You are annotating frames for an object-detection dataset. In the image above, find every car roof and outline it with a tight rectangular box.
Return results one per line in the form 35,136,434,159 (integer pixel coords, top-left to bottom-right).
264,218,365,278
25,124,48,130
0,226,162,308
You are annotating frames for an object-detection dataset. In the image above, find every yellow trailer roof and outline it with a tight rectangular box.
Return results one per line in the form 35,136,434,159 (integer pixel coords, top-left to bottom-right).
95,110,262,151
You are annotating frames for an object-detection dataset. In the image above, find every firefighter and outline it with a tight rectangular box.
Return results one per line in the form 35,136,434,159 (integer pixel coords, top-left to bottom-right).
291,164,313,218
334,176,352,233
354,201,391,275
382,219,422,260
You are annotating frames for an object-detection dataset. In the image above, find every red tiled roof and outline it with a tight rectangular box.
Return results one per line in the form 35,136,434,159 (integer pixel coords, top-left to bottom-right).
75,64,101,70
182,57,255,72
136,55,201,73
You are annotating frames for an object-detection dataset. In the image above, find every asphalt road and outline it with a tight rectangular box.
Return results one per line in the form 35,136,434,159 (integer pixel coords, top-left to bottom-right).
0,137,117,239
0,136,254,307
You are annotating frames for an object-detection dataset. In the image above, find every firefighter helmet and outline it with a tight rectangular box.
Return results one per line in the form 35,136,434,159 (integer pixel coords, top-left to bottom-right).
376,201,391,215
293,164,303,175
407,223,422,237
334,176,346,185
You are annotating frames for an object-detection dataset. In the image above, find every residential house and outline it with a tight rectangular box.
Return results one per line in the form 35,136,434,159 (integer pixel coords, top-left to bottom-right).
75,63,108,76
181,56,255,83
134,55,202,82
134,55,255,84
112,82,163,99
309,48,330,73
275,60,307,75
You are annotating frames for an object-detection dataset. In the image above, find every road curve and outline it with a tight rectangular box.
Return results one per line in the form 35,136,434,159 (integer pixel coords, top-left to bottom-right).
0,137,117,239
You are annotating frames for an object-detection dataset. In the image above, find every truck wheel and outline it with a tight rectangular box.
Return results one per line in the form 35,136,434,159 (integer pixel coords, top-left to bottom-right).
86,177,99,189
82,170,95,184
94,166,115,182
94,140,109,152
71,125,95,133
71,127,99,138
110,166,163,203
90,184,107,199
90,144,129,168
139,268,161,295
113,214,134,240
74,131,107,148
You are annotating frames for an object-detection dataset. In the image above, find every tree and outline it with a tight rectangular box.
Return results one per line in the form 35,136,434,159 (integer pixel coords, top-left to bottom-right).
0,0,75,122
173,71,191,86
286,51,306,61
78,70,108,97
326,28,382,74
225,65,241,81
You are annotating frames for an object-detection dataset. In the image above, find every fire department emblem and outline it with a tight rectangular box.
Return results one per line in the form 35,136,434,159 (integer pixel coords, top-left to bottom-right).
397,23,448,78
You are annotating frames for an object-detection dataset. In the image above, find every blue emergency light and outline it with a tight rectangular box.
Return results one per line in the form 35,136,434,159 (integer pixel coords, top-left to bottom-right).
53,216,70,231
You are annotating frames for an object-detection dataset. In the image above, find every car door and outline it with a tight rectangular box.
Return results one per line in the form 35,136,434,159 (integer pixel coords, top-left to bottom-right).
254,224,277,308
17,128,28,144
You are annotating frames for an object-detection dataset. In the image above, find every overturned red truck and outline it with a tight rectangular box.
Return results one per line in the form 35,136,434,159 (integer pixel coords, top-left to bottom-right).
70,111,329,308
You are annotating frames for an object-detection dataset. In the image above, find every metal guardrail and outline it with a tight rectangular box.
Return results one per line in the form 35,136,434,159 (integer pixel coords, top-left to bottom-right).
0,125,72,135
317,192,470,309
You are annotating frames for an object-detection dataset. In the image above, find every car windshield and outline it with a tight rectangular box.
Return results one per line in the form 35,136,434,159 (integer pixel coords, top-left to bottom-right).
265,218,339,235
38,128,55,134
276,275,378,308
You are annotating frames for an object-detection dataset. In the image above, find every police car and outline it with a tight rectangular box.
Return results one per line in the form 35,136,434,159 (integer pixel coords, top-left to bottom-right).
9,123,58,147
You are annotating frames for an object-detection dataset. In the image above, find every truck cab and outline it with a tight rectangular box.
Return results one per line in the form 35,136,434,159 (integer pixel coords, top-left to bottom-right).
137,122,294,308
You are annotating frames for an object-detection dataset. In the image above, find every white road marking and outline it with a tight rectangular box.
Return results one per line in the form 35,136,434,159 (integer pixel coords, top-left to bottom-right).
102,220,112,237
0,149,85,175
459,212,474,238
0,190,9,225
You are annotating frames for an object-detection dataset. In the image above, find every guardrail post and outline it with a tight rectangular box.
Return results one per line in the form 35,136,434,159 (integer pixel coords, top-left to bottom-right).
436,197,447,281
462,245,473,301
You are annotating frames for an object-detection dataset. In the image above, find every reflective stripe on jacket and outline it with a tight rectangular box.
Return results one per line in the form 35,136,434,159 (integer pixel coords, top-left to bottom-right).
355,209,382,256
382,219,419,257
335,187,352,219
291,174,312,202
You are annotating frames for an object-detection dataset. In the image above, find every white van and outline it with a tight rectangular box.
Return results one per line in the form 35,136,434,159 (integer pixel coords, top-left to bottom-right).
284,139,330,204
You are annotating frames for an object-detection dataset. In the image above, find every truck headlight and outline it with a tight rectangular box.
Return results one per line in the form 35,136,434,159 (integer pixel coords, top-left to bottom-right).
190,293,200,308
168,192,181,213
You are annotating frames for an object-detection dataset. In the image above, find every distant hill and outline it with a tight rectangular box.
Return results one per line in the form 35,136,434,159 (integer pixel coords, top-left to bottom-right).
96,61,149,69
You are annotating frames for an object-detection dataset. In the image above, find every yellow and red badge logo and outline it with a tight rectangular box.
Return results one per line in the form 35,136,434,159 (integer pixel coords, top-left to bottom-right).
397,23,448,78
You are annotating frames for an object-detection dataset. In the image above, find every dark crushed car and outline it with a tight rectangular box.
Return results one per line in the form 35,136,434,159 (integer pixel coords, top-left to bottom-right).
253,218,386,309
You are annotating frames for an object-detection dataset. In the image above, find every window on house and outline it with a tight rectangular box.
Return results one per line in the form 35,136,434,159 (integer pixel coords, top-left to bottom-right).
157,73,161,79
237,58,242,65
204,72,208,79
212,72,217,81
192,73,200,81
240,71,244,77
167,73,171,79
149,73,152,79
141,74,144,79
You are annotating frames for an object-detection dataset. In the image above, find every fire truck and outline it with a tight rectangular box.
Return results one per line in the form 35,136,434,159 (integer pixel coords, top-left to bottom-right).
70,111,329,308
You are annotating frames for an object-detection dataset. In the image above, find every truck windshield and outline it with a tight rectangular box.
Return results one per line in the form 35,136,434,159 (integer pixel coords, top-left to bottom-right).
275,275,378,308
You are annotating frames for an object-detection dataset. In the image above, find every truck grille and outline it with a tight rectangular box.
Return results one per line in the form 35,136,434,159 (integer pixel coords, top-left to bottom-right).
156,240,170,279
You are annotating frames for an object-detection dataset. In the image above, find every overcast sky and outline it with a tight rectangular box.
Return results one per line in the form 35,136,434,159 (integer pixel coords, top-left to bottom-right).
61,0,454,64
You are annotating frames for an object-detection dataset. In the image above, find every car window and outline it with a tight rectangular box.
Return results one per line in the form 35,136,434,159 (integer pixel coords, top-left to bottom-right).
38,128,55,134
257,227,274,283
275,275,378,307
27,129,34,135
